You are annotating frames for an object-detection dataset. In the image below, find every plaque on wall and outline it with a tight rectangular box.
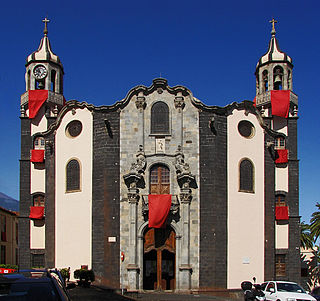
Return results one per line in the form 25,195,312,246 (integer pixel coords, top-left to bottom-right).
156,138,165,153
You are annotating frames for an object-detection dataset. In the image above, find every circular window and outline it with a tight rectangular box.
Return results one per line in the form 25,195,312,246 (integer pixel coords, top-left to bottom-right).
238,120,255,138
66,120,82,138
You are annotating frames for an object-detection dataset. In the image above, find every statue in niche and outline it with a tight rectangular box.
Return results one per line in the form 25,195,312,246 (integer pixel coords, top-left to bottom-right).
174,145,191,176
130,145,146,175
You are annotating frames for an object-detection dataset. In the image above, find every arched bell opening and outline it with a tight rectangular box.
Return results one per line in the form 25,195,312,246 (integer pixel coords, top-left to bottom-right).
143,226,176,291
273,66,284,90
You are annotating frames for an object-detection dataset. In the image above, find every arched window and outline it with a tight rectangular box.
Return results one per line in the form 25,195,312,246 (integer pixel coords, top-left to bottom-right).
66,159,81,192
51,70,56,92
33,194,45,207
262,70,268,92
273,66,284,90
34,137,45,150
150,164,170,194
239,159,254,193
151,102,169,134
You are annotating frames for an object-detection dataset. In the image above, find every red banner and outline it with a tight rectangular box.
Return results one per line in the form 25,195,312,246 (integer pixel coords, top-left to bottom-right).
271,90,290,118
28,90,48,119
148,194,172,228
30,149,45,163
275,206,289,220
29,206,45,219
275,149,288,164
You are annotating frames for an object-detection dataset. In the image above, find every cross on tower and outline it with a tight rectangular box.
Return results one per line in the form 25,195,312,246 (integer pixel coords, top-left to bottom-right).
42,17,50,36
269,18,277,35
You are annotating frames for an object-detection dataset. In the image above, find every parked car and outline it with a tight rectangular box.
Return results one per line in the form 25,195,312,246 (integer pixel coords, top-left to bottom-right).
311,286,320,301
0,269,71,300
261,281,316,301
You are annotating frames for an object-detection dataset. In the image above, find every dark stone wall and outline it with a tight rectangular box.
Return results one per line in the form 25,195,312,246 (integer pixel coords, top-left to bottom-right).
287,118,300,283
199,112,227,289
19,117,32,268
92,111,120,288
45,133,56,268
263,118,275,280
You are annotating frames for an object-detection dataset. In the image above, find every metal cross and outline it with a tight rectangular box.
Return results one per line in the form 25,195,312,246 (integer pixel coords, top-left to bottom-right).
42,17,50,36
269,18,277,34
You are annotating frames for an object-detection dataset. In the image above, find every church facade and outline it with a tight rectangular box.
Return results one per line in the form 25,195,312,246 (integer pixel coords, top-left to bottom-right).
19,19,300,292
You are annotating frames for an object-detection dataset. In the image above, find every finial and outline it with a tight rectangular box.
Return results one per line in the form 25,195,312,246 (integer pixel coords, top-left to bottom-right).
42,17,50,36
269,18,277,36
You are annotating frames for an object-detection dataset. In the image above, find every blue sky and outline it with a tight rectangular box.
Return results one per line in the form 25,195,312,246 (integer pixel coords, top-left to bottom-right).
0,0,319,223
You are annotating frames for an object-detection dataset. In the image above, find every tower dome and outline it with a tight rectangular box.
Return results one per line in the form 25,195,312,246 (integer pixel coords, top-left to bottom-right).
26,18,63,69
256,19,292,70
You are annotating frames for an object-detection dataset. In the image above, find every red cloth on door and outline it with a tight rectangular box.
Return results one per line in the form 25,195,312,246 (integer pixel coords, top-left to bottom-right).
28,90,48,119
275,206,289,220
29,206,44,219
148,194,172,228
30,149,45,163
270,90,290,118
275,149,288,164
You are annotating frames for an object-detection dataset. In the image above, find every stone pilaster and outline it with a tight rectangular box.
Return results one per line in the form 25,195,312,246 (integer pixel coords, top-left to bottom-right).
178,189,192,291
127,189,140,290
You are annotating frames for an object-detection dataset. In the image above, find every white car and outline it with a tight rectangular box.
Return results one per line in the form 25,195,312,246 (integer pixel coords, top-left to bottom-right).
261,281,316,301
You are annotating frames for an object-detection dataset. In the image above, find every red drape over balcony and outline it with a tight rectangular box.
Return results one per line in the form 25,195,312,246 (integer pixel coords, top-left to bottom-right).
29,206,44,219
28,90,48,119
148,194,172,228
30,149,45,163
271,90,290,118
275,149,288,164
275,206,289,220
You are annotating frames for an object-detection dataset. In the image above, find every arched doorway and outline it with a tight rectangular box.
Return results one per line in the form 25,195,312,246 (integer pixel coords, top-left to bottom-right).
143,164,175,290
143,227,176,290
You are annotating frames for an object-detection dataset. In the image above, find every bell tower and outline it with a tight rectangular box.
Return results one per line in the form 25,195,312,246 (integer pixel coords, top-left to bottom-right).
21,17,65,118
254,18,298,117
255,19,300,283
19,18,65,270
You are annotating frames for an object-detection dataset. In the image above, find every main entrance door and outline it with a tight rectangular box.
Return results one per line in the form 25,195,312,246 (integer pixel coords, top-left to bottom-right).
143,227,176,290
144,164,175,290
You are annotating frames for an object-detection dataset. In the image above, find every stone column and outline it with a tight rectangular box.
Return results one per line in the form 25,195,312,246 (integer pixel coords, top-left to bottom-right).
178,188,192,291
127,189,140,290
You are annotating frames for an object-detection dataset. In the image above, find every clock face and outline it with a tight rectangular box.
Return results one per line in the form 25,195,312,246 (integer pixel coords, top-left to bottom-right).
33,65,47,79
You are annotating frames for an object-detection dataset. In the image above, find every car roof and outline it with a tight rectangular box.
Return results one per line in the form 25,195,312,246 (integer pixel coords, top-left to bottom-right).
0,270,54,283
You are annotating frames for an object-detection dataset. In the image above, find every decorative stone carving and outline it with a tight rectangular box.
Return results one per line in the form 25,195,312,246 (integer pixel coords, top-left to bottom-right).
174,92,185,111
123,145,146,189
135,93,146,111
128,190,140,204
174,146,197,189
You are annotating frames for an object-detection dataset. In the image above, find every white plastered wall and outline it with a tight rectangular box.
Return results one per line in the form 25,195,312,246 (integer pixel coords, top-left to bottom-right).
30,106,47,249
275,222,289,249
227,110,265,288
55,108,92,277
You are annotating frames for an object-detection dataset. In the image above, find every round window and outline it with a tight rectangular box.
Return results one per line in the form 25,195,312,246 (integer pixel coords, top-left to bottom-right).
66,120,82,138
238,120,255,138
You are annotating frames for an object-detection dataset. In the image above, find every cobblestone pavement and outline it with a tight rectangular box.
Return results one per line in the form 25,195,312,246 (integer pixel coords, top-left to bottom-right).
129,292,243,301
68,285,243,301
68,285,133,300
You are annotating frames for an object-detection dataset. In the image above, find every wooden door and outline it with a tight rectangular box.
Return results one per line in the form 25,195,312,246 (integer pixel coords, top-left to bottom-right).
150,165,170,195
143,227,175,291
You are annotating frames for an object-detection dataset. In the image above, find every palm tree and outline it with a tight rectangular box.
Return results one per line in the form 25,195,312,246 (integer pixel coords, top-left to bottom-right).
310,203,320,242
301,222,314,249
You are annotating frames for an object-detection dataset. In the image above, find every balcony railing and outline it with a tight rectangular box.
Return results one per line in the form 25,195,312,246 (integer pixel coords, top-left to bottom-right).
255,90,298,106
20,90,64,106
142,195,179,215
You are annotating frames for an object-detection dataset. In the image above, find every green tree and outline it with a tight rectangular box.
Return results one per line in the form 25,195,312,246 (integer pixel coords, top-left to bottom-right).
310,202,320,242
301,222,314,249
